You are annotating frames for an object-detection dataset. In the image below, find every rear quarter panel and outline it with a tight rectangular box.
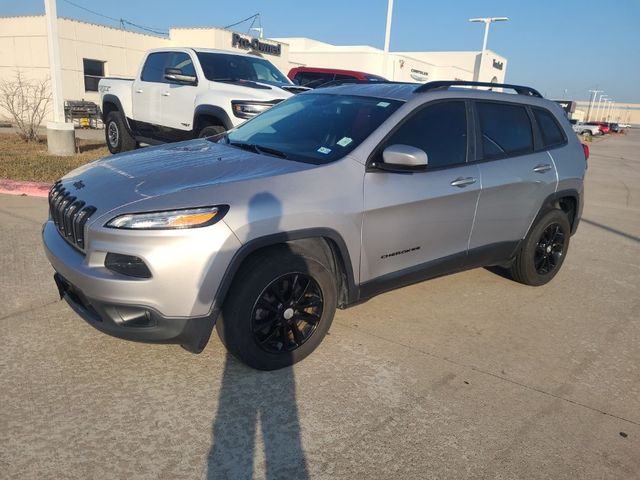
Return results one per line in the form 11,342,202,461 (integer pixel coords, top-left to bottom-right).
100,78,134,120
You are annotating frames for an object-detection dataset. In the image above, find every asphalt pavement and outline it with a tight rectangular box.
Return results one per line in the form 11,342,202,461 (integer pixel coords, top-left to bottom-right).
1,131,639,479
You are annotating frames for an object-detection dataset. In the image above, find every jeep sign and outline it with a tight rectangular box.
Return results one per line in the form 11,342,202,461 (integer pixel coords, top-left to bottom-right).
232,33,282,56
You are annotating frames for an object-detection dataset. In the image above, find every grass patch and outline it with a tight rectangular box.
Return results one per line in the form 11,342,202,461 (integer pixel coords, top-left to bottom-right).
0,132,108,182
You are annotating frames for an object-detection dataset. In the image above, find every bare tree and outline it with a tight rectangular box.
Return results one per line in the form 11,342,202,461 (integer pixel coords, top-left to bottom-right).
0,71,52,142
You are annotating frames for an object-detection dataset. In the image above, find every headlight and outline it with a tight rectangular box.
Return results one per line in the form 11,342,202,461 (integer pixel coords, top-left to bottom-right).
231,100,275,119
106,206,227,230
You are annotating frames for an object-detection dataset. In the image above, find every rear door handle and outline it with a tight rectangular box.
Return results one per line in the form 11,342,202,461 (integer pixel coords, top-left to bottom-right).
161,92,171,97
533,164,552,173
135,89,143,93
450,177,477,188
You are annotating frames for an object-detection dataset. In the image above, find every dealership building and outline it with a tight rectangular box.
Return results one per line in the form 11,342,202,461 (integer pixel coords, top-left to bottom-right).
0,15,508,122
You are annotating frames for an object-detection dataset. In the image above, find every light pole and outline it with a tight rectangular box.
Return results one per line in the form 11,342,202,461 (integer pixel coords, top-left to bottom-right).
469,17,508,82
382,0,394,79
469,17,509,53
606,100,614,122
595,94,607,121
44,0,75,155
603,98,611,122
586,89,601,121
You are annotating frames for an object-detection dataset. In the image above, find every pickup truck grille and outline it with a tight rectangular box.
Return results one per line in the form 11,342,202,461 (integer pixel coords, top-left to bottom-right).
48,181,96,251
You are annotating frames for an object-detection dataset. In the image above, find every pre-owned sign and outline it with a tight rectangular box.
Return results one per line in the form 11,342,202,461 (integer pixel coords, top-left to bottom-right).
232,33,282,56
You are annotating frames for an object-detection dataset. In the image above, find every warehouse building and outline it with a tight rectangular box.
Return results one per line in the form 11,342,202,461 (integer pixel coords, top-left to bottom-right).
0,15,508,122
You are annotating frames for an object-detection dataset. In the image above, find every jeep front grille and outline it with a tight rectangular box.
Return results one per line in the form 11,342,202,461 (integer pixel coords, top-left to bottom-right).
48,181,96,251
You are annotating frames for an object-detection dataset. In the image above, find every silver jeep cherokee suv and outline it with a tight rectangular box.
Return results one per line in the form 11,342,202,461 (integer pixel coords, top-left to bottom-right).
43,81,587,370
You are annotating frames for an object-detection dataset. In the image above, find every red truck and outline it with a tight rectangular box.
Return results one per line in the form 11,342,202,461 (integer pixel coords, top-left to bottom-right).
586,122,610,134
288,66,386,88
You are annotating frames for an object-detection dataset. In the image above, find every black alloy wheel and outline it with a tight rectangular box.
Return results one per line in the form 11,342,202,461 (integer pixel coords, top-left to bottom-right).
534,223,565,275
216,246,337,370
251,273,323,354
508,209,571,286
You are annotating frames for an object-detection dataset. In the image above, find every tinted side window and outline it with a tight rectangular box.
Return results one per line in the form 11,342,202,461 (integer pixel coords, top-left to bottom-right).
383,101,467,168
167,52,196,78
334,73,357,81
533,108,565,147
297,72,334,87
141,53,168,82
477,102,533,159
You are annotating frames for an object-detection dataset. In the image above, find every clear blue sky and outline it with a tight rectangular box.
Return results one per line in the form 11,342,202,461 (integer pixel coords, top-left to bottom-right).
3,0,639,102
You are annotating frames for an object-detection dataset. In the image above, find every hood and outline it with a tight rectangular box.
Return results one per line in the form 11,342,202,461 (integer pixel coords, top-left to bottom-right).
59,139,313,215
208,79,294,100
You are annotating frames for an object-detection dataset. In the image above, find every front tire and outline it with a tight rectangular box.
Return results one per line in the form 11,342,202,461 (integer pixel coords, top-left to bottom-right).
509,209,571,286
216,247,337,370
198,125,225,138
105,111,136,154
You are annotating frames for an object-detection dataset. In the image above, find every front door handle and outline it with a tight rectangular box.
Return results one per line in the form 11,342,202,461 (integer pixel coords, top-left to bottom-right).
135,89,143,93
450,177,477,188
161,92,171,97
533,164,552,173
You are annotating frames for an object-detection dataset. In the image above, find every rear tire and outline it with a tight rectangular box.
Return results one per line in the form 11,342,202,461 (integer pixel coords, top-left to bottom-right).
198,125,225,138
216,247,337,370
509,209,571,286
105,111,136,154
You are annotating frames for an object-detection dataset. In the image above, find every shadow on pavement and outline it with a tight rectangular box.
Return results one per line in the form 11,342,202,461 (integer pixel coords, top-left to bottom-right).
581,218,640,243
207,191,309,479
206,354,309,480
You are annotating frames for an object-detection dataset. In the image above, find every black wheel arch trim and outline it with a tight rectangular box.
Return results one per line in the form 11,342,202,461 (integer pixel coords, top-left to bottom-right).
213,228,358,312
102,94,135,135
530,188,581,236
193,105,233,132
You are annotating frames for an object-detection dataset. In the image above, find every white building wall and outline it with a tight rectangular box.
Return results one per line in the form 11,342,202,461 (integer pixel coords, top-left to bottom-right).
0,16,171,121
277,38,507,83
169,27,290,73
0,16,509,123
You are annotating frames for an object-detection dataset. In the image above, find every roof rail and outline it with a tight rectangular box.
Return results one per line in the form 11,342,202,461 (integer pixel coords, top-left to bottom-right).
414,81,543,98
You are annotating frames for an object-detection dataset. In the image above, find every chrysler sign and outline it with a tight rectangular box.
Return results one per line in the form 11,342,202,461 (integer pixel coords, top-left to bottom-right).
232,33,282,56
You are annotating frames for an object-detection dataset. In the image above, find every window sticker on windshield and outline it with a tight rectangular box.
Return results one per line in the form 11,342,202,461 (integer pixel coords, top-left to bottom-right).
317,147,332,155
377,101,391,107
337,137,353,147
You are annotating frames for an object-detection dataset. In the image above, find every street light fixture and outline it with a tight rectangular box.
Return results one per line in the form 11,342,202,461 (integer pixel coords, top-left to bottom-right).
382,0,394,79
469,17,509,54
606,99,616,122
595,94,608,122
587,89,601,121
469,17,509,81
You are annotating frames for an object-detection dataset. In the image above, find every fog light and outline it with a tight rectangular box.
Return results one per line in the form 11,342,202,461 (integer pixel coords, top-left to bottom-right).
105,253,152,278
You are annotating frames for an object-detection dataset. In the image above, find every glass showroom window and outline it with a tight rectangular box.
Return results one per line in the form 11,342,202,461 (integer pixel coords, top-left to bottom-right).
83,59,105,92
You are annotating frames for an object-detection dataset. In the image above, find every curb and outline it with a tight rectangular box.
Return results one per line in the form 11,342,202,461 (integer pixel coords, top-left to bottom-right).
0,178,51,197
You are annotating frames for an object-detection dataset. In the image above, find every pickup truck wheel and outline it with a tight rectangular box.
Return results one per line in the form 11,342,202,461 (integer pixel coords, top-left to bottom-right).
198,125,225,138
216,247,337,370
581,130,592,138
105,111,136,154
509,209,571,286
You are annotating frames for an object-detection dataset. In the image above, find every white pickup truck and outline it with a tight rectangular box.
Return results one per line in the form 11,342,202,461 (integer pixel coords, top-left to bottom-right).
570,120,601,137
99,47,306,153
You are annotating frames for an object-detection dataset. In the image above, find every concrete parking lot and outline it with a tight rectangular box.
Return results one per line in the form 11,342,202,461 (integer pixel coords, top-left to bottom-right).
1,131,639,479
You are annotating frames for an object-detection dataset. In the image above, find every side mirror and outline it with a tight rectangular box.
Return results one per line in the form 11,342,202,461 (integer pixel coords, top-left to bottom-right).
374,144,428,173
164,67,197,85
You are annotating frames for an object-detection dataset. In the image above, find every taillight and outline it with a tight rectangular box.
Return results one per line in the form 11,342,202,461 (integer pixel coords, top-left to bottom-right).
582,143,589,161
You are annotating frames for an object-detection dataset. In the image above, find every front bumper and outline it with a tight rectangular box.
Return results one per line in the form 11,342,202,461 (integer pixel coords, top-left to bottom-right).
42,218,242,351
53,273,214,352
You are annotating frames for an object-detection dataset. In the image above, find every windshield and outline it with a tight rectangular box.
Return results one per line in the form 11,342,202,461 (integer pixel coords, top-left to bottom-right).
196,52,290,86
224,93,403,164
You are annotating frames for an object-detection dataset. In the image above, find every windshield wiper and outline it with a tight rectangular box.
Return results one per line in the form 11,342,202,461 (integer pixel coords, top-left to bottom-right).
227,141,288,159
